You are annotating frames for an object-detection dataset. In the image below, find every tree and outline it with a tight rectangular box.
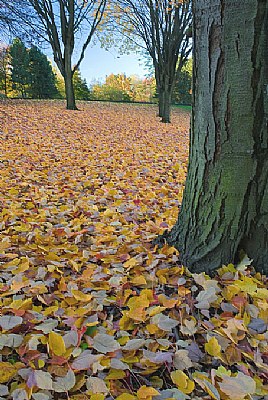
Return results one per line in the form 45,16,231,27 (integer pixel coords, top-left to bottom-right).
73,70,90,101
28,46,59,99
90,73,132,102
0,45,8,97
157,0,268,273
112,0,192,122
25,0,107,109
172,58,192,105
9,38,29,98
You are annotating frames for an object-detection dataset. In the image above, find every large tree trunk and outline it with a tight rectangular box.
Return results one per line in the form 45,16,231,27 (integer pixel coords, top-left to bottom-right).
164,0,268,274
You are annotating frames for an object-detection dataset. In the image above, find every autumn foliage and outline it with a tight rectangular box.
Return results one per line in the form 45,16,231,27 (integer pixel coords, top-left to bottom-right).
0,100,267,399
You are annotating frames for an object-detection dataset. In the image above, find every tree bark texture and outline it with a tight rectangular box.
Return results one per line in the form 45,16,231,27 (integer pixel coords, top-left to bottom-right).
167,0,268,273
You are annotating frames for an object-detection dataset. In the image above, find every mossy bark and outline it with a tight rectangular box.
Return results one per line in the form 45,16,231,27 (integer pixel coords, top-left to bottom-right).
165,0,268,273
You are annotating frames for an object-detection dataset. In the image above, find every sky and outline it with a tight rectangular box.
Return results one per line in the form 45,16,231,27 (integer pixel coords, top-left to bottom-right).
73,44,149,85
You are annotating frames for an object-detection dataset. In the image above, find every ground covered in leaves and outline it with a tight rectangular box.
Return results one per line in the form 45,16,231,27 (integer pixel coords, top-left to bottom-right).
0,100,268,400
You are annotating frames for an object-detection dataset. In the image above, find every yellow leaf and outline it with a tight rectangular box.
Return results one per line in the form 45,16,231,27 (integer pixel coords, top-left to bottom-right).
146,324,159,334
106,369,126,380
0,239,11,252
124,257,139,269
172,162,181,171
171,370,195,394
38,359,45,368
43,306,59,316
119,313,135,330
103,208,114,217
48,331,66,356
116,394,136,400
158,294,178,308
253,288,268,299
89,395,105,400
205,336,221,357
0,362,19,383
71,290,93,302
137,385,160,399
132,275,147,285
127,295,150,310
9,298,32,310
127,307,147,322
236,276,258,294
148,306,166,317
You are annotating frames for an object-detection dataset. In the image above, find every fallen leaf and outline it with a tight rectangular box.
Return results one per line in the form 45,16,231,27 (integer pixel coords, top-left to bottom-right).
48,331,66,356
53,369,76,392
0,316,23,330
92,333,120,354
86,376,109,394
171,370,195,394
205,337,221,357
219,372,256,400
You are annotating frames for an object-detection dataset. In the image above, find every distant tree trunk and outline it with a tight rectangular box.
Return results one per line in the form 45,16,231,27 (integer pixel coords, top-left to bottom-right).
157,73,173,123
158,90,164,117
160,86,172,123
64,72,76,110
64,48,76,110
160,0,268,274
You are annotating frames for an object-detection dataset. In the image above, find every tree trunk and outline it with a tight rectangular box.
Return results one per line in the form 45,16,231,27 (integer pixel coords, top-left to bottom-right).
64,44,77,110
158,88,164,117
164,0,268,274
158,75,172,123
161,87,172,123
64,71,77,110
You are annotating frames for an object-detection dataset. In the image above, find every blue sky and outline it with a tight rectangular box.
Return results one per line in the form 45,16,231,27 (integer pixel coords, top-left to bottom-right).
75,44,148,84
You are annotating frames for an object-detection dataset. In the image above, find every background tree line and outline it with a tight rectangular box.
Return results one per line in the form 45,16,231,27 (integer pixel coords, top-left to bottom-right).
0,38,192,104
1,0,192,117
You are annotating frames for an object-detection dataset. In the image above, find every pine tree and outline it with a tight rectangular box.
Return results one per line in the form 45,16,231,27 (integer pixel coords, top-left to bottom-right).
0,45,8,97
73,70,90,101
28,46,58,99
9,38,29,98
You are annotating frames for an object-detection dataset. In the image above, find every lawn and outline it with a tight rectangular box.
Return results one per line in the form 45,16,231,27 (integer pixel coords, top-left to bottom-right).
0,100,267,400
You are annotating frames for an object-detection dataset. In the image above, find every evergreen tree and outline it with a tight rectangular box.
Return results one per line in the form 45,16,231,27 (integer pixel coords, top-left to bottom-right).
9,38,29,97
172,59,192,105
0,46,8,97
28,46,58,99
73,70,90,101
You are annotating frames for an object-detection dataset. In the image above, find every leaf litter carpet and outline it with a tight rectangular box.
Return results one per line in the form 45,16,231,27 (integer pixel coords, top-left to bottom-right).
0,100,267,400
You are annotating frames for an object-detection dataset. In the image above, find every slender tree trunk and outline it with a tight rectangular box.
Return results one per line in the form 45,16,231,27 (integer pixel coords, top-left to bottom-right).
64,45,77,110
158,76,172,123
162,0,268,274
161,86,172,123
158,88,164,117
64,71,76,110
